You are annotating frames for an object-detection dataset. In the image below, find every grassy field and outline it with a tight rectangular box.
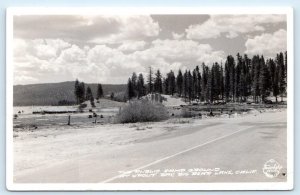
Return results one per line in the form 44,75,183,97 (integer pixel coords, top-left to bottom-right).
13,95,287,132
13,98,126,131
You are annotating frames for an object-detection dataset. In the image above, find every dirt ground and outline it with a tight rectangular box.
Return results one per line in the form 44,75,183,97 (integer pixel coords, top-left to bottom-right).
13,107,287,182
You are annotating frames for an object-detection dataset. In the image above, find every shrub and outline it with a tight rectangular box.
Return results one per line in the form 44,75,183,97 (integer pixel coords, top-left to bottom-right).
116,100,169,123
113,91,128,102
181,108,193,118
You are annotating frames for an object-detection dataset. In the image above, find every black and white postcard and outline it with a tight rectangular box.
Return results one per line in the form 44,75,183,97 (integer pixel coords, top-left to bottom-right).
6,7,294,191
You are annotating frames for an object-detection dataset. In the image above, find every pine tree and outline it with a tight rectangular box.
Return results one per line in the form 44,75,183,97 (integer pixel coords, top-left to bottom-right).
207,69,212,103
225,55,235,101
244,54,252,101
210,64,215,102
176,69,183,97
137,73,146,98
163,76,169,95
127,78,135,100
224,60,230,101
277,52,286,101
220,64,224,101
201,64,208,102
284,51,287,80
183,70,188,100
74,79,80,104
147,67,154,94
168,70,176,96
78,82,85,103
235,53,242,102
195,66,202,101
154,70,163,93
131,72,138,97
192,69,197,100
269,58,279,102
86,86,93,101
212,62,221,101
187,70,193,101
259,56,270,102
96,83,103,100
252,55,261,103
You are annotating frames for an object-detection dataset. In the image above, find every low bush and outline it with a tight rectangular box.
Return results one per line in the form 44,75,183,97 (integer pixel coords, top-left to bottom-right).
112,91,128,102
116,100,169,123
181,108,195,118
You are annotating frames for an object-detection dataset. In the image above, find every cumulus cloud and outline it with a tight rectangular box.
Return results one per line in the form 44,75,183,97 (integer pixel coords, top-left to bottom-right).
14,38,71,60
13,14,287,85
13,38,72,80
14,15,160,44
186,15,286,40
13,38,225,84
172,32,184,40
245,29,287,58
153,39,225,64
117,41,147,52
90,15,160,44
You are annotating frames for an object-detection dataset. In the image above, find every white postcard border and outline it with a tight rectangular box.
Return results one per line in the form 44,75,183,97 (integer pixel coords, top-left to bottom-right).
6,7,294,191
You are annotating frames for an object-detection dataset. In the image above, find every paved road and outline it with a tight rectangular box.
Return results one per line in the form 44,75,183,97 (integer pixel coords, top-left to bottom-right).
14,110,287,183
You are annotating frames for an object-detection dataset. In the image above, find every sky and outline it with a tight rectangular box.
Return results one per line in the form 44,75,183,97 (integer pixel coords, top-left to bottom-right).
13,14,287,85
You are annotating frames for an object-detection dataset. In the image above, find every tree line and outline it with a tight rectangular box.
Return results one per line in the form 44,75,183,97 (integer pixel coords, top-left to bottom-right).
127,51,287,103
74,79,104,105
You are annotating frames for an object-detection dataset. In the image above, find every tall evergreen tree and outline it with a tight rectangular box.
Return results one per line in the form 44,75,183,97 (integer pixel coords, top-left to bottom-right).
127,78,135,100
147,67,154,93
284,51,287,80
235,53,243,102
176,69,183,97
154,70,163,93
78,82,85,103
212,62,221,101
137,73,146,98
269,58,279,102
192,69,197,100
96,83,103,100
244,54,252,101
86,86,93,101
277,52,286,101
183,70,188,99
168,70,176,96
224,60,230,101
252,55,261,103
187,70,193,101
225,55,235,101
163,76,169,95
201,64,209,102
74,79,80,104
220,64,225,101
131,72,138,97
195,66,202,100
207,69,212,103
259,56,270,102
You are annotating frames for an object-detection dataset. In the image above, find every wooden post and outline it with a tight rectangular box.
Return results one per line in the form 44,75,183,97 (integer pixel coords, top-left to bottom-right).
67,115,71,125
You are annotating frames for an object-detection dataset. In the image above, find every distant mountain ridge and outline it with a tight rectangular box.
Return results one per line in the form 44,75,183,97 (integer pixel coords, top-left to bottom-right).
13,81,127,106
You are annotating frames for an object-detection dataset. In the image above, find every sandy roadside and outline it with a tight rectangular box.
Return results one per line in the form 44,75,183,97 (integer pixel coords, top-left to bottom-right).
13,108,286,178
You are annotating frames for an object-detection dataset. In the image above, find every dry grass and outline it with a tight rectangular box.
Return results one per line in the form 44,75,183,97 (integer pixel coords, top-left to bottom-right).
116,100,169,123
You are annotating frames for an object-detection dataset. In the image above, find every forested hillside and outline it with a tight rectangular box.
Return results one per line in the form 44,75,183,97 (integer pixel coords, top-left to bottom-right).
13,81,126,106
127,52,287,103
